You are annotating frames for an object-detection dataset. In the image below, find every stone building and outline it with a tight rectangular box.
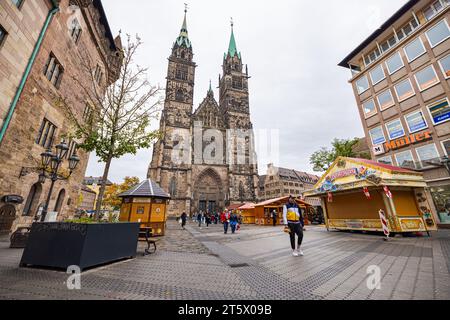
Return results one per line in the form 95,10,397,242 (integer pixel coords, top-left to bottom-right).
77,185,96,212
339,0,450,227
149,11,259,216
258,164,320,204
0,0,121,234
82,176,113,210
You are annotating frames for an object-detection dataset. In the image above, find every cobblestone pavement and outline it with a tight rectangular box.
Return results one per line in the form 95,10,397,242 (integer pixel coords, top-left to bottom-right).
0,220,449,300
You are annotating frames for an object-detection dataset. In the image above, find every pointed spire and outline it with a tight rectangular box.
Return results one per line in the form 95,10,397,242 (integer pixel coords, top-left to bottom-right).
175,4,191,49
227,18,240,59
207,80,214,97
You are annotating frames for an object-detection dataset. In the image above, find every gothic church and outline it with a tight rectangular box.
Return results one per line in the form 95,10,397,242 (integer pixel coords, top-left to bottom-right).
148,10,259,215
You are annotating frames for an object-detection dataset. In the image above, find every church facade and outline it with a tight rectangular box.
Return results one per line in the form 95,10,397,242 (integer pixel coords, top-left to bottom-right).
148,11,259,216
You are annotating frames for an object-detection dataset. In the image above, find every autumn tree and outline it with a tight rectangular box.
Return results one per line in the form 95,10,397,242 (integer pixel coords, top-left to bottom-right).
59,35,163,219
103,176,140,210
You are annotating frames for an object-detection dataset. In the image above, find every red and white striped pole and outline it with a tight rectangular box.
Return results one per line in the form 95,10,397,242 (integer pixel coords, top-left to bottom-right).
379,209,390,241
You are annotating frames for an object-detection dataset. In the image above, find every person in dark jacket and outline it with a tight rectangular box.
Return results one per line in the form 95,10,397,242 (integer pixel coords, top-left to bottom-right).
180,212,187,230
197,212,202,228
230,212,239,234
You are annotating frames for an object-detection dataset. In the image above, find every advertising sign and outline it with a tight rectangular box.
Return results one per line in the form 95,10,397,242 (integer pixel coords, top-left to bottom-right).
429,99,450,125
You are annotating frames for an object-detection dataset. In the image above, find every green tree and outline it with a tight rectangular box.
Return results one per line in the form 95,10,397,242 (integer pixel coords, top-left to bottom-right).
103,176,140,210
310,138,368,172
59,35,163,220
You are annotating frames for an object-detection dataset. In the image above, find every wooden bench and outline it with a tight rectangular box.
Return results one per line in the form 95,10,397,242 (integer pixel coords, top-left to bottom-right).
139,228,160,256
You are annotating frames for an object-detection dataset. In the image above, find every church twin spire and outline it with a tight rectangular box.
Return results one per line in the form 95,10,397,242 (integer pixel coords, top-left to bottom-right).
226,18,241,60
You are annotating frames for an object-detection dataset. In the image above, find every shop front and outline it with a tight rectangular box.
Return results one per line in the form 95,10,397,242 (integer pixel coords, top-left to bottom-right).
429,182,450,227
304,157,438,234
118,179,171,236
254,196,312,226
238,203,256,224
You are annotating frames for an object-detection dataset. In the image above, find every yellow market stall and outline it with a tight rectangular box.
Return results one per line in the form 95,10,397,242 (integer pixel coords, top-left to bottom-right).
254,196,312,226
118,179,171,236
304,157,437,234
238,203,256,224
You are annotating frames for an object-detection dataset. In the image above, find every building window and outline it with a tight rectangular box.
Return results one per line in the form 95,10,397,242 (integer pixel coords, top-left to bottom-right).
54,189,66,214
386,119,405,140
441,139,450,155
70,18,82,43
369,64,386,85
175,66,188,80
11,0,24,8
362,99,377,118
0,25,7,47
386,52,404,75
169,177,177,197
175,89,184,102
364,48,381,66
378,156,393,165
438,54,450,78
232,76,243,89
414,65,439,91
23,183,42,216
428,98,450,125
404,37,426,62
405,110,428,133
377,89,395,110
423,1,448,21
426,19,450,48
397,18,420,41
43,53,64,88
66,140,78,159
35,118,57,148
83,104,93,122
395,150,415,168
94,64,103,84
416,143,440,168
355,75,369,94
394,78,415,102
369,126,386,145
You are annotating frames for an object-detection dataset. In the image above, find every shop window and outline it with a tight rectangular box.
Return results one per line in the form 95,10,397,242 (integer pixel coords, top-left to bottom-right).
369,126,386,145
369,64,385,85
416,143,440,169
355,75,369,94
362,99,377,118
430,185,450,224
23,183,43,216
426,19,450,48
395,150,415,168
405,110,428,133
35,118,57,148
394,78,415,102
385,119,405,140
378,156,393,165
386,52,404,75
404,37,426,62
442,139,450,156
428,98,450,125
414,65,439,91
377,89,395,110
438,54,450,78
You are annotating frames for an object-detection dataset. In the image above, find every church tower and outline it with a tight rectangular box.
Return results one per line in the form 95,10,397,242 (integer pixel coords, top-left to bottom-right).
148,8,196,214
219,21,258,203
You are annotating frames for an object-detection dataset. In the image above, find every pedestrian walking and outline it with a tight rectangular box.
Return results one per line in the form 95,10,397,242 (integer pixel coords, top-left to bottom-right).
271,209,278,226
221,211,230,234
230,211,239,234
197,211,202,228
283,196,305,257
180,212,187,230
205,212,211,228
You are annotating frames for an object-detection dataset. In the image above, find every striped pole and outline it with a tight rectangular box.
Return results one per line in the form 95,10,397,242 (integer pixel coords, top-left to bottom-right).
379,209,390,240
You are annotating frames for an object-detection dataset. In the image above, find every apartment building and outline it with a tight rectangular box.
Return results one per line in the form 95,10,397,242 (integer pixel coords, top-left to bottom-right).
339,0,450,226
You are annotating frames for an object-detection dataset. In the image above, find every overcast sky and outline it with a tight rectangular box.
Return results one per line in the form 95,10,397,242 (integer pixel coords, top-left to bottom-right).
86,0,406,183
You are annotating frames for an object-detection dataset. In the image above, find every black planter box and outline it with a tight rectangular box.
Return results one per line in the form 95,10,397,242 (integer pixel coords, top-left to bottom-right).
20,222,140,271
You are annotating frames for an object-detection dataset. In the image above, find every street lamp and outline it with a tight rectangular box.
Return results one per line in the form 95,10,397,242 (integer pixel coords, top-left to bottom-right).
39,140,80,222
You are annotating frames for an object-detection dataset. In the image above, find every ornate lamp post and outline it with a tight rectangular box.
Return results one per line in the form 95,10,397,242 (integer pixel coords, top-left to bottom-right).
39,140,80,222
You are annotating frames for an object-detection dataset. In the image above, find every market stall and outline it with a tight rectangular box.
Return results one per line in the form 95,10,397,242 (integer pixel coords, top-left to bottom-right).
304,157,437,234
254,196,312,226
118,179,171,236
238,203,256,224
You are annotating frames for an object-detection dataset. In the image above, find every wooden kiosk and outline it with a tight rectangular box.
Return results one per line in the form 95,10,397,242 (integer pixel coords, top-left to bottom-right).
238,203,256,224
254,196,312,226
304,157,438,234
118,179,171,236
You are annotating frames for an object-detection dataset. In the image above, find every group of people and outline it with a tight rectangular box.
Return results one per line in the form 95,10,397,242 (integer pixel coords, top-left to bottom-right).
179,195,306,257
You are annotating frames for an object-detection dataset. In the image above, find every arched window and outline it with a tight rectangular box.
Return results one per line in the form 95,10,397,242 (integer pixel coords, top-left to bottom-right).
54,189,66,213
169,177,177,197
175,89,184,102
23,183,43,216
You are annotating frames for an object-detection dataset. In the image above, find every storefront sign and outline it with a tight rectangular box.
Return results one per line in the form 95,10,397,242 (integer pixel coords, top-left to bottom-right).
328,168,358,181
384,130,433,152
429,99,450,125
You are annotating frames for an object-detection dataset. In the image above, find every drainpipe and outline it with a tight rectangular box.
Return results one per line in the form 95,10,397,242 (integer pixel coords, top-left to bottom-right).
0,0,60,145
